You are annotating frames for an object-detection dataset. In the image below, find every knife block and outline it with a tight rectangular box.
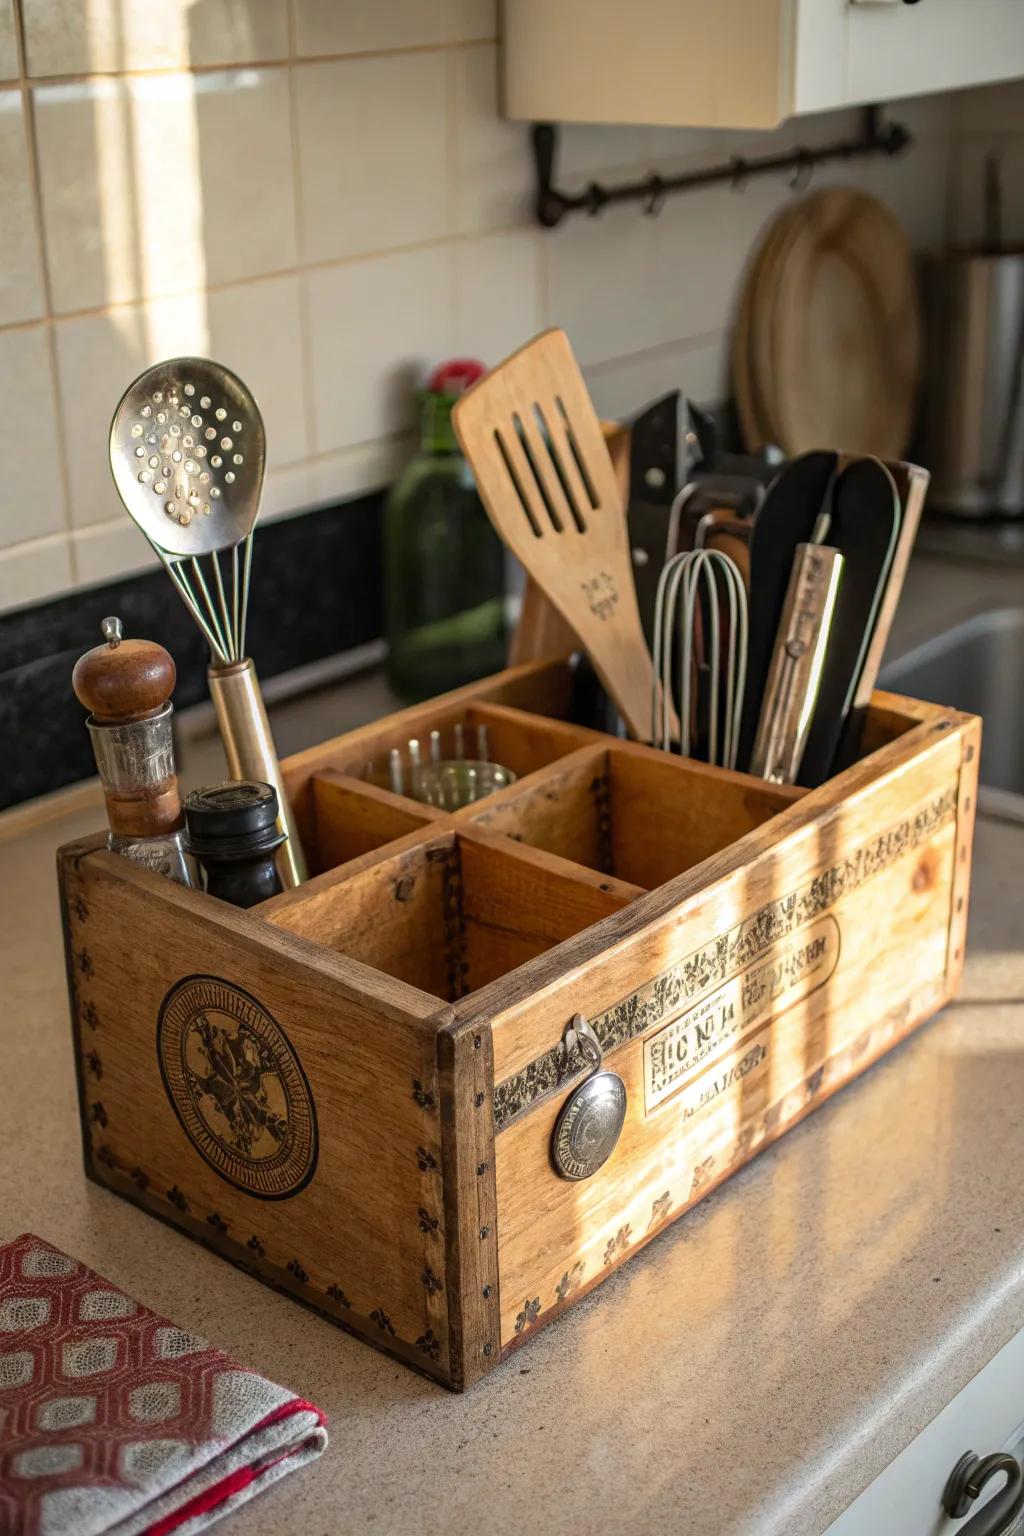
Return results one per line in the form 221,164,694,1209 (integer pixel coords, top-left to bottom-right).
58,658,979,1389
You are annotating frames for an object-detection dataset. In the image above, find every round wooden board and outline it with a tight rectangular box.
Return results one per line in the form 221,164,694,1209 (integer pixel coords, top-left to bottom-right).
767,187,922,459
733,199,807,451
733,212,779,451
749,199,807,448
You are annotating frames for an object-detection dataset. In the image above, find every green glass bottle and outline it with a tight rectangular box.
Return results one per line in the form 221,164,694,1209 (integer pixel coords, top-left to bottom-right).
385,360,507,701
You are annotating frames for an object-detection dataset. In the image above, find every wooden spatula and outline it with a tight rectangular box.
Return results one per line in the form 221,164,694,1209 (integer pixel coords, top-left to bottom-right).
453,328,664,742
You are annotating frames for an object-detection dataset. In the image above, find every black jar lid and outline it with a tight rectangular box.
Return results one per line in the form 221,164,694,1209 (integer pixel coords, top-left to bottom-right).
184,780,285,858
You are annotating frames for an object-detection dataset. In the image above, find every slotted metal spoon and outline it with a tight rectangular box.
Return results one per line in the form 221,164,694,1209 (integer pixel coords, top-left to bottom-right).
110,357,263,666
109,357,306,887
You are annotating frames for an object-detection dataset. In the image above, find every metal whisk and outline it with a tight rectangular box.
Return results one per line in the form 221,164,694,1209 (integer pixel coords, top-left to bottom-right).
109,357,306,887
651,548,748,770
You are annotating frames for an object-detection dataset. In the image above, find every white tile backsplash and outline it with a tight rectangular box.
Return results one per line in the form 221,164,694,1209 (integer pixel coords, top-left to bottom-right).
0,326,65,549
0,92,45,326
586,334,730,422
54,274,307,528
0,534,72,610
34,70,295,314
307,436,412,511
542,180,760,370
0,0,985,613
0,0,17,80
305,245,455,452
294,53,448,263
191,68,296,281
22,0,288,77
70,516,156,587
454,229,541,364
293,0,495,57
451,44,532,234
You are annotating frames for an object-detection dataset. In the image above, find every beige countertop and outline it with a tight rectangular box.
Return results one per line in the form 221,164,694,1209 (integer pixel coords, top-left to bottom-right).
3,672,1024,1536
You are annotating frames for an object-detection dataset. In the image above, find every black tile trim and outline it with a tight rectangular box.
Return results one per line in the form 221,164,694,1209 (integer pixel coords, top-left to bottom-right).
0,493,384,809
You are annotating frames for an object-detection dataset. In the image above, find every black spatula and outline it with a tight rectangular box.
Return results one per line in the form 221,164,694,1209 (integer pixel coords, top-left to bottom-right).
797,457,901,787
738,450,839,771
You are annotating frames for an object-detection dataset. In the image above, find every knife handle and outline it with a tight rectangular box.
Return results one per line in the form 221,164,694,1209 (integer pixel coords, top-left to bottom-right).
749,544,844,785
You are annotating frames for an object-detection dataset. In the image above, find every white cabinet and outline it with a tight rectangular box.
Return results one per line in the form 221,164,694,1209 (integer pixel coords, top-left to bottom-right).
825,1322,1024,1535
503,0,1024,131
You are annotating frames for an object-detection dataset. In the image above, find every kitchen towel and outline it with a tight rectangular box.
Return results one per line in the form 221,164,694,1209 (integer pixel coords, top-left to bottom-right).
0,1234,327,1536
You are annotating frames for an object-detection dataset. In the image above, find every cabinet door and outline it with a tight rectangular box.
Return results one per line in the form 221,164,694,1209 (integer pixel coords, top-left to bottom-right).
504,0,795,130
825,1323,1024,1535
841,0,1024,108
504,0,1024,130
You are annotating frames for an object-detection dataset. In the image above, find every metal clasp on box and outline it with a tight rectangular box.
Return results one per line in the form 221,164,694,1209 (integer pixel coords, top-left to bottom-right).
551,1014,627,1181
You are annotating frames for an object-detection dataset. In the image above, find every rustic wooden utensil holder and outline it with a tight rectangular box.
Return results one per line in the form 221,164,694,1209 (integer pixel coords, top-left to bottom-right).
59,660,980,1389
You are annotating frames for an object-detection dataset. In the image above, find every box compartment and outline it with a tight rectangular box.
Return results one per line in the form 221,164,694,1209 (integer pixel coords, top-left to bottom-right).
263,828,638,1002
471,743,804,887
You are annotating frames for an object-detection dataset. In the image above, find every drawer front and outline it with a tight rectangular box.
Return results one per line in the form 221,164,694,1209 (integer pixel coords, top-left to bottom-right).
826,1326,1024,1535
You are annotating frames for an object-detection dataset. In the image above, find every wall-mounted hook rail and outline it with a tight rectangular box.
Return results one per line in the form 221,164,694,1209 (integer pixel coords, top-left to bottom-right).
532,106,911,229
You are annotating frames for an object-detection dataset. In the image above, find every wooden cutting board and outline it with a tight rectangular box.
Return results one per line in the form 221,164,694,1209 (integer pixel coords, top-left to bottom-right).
734,188,922,460
734,199,802,451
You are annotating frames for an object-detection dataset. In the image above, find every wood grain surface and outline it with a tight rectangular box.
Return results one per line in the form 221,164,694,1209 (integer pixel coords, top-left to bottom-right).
59,651,978,1387
454,329,666,741
747,189,922,460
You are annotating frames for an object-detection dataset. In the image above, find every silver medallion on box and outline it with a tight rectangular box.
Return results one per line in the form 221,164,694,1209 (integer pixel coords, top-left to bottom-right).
551,1015,627,1181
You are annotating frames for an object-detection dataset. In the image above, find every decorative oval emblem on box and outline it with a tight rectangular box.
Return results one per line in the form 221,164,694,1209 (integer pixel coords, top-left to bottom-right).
157,974,318,1200
552,1070,627,1181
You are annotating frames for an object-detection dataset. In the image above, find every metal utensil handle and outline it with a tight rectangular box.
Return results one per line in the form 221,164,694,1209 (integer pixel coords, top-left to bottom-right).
748,543,844,785
207,659,307,889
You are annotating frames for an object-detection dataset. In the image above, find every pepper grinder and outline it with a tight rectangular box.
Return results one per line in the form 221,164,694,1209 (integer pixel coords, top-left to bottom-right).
72,617,193,885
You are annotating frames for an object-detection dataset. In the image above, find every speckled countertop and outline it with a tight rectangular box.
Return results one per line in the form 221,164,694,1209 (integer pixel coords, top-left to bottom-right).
3,659,1024,1536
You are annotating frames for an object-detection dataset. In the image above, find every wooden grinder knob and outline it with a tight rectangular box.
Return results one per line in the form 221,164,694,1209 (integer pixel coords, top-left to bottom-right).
73,615,176,723
74,617,183,838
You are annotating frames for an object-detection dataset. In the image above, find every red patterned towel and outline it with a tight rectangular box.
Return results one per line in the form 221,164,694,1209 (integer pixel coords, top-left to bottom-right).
0,1234,326,1536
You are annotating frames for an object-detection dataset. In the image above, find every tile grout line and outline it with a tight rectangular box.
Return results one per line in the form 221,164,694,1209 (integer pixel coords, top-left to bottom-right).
2,35,499,90
285,2,316,463
445,46,458,260
584,326,729,378
0,221,543,331
9,0,77,569
1,431,416,564
0,223,544,337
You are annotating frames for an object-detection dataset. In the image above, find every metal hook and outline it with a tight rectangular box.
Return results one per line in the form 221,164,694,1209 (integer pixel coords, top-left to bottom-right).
789,149,813,193
584,181,608,217
563,1013,603,1073
643,173,665,216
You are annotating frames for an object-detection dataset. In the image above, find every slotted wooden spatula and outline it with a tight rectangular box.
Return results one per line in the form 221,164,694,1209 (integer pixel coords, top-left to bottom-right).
453,328,665,742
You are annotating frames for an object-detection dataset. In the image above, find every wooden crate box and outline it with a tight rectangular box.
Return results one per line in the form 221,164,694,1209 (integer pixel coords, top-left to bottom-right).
58,660,980,1389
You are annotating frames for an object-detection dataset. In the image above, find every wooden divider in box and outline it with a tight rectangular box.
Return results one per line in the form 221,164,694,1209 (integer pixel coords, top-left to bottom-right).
262,827,641,1002
470,743,804,887
279,659,597,873
301,701,599,875
57,658,981,1391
